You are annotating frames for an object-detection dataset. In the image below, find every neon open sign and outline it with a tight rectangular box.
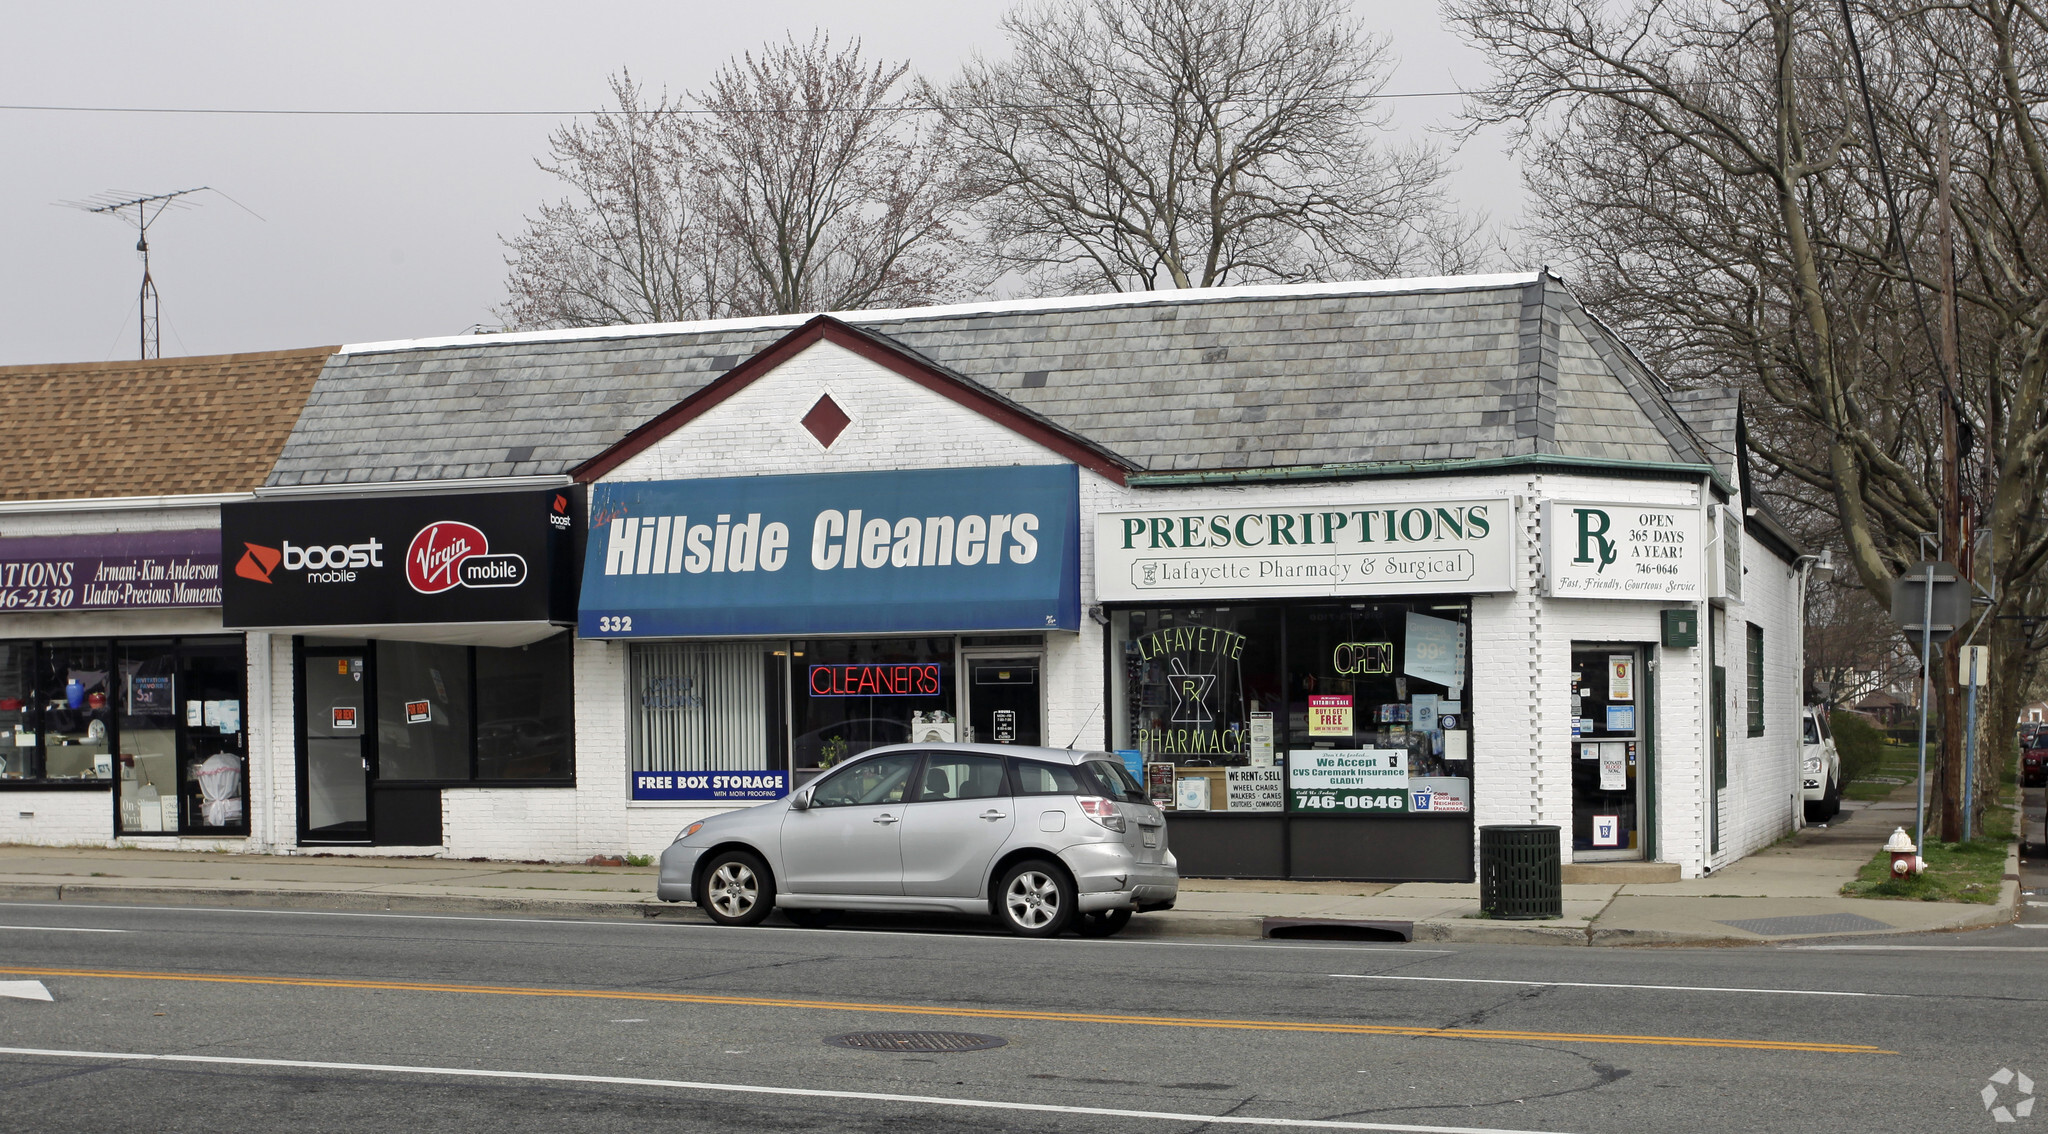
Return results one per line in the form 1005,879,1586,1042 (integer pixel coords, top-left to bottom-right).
808,663,943,697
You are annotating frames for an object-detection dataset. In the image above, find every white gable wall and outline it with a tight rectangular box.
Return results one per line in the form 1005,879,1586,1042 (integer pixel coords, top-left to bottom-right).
604,339,1074,484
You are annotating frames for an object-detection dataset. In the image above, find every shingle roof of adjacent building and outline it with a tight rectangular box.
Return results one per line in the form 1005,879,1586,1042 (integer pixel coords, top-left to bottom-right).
0,346,335,502
269,272,1716,487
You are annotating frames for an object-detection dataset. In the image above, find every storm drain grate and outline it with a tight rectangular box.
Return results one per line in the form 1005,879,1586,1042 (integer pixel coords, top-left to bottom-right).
1716,913,1895,937
823,1031,1007,1053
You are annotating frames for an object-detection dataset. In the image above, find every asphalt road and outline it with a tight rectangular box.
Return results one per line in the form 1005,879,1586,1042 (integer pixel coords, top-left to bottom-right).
3,865,2044,1134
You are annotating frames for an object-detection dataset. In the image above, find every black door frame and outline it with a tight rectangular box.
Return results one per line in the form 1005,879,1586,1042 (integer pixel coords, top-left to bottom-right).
294,638,376,846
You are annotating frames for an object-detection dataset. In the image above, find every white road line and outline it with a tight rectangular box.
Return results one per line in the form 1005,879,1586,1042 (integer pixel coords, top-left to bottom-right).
1328,974,1897,998
0,901,1452,954
0,981,52,1001
0,925,126,934
0,1045,1568,1134
1787,946,2048,952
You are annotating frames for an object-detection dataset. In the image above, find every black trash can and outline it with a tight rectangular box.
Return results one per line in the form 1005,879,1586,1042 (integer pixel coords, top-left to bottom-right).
1478,825,1562,920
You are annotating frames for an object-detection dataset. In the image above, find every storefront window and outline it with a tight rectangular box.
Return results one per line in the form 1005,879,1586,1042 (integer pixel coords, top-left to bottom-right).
627,635,961,802
793,637,953,769
631,641,786,777
1111,601,1471,815
360,635,574,784
0,644,32,781
478,636,574,780
0,636,247,836
377,641,473,780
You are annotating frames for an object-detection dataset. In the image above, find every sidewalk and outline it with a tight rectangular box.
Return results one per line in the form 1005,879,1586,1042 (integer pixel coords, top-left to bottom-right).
0,795,2018,946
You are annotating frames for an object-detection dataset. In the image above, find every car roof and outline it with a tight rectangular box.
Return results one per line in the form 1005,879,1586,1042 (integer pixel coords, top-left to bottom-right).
851,742,1111,765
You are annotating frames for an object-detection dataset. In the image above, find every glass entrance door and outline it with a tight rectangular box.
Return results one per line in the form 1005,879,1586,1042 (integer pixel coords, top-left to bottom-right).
964,654,1042,746
302,649,370,842
1570,646,1646,861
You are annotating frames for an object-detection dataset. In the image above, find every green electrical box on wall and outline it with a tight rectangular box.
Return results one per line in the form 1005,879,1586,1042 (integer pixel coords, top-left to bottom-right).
1661,608,1698,648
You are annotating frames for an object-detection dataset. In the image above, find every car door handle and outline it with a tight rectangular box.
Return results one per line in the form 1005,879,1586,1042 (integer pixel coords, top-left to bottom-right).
979,810,1008,821
873,813,899,825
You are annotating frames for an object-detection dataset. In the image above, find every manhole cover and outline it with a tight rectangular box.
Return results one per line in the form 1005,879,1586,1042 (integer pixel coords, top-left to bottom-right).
824,1031,1007,1053
1716,913,1895,937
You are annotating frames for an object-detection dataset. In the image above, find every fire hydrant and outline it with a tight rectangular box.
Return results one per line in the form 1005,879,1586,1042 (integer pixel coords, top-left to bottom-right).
1884,827,1923,876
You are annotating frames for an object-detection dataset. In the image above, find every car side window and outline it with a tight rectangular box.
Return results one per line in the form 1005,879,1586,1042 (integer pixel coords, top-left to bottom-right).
913,753,1008,802
809,752,921,808
1010,756,1088,795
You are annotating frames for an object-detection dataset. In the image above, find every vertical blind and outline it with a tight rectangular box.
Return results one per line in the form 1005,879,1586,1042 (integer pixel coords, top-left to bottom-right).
630,642,769,772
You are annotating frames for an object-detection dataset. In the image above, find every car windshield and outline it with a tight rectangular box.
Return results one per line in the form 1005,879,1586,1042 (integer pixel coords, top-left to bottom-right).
1076,759,1148,803
1803,716,1820,744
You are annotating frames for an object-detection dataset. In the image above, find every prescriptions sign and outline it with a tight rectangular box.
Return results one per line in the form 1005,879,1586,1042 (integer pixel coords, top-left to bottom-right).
580,465,1080,637
1096,499,1515,602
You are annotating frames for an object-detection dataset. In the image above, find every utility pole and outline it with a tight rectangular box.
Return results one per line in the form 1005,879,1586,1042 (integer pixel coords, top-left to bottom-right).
69,187,210,360
1936,120,1969,843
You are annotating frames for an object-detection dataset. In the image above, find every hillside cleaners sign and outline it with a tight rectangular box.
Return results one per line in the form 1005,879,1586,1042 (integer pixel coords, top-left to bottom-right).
1541,501,1704,600
580,465,1080,637
1096,499,1514,601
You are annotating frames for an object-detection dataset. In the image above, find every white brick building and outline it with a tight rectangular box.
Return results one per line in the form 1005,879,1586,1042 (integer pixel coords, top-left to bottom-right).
7,276,1813,880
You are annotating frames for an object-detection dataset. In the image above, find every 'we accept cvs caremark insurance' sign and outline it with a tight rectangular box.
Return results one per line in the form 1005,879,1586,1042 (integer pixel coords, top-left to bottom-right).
579,465,1080,637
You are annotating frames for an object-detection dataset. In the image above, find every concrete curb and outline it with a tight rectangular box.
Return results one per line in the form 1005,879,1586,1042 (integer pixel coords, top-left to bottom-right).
0,878,2019,946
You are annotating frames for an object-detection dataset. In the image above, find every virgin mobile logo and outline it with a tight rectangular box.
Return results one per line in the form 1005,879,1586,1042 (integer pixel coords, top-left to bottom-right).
406,521,527,594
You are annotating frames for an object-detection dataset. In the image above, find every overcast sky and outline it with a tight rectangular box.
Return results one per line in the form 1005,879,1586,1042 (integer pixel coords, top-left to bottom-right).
1,1,1522,367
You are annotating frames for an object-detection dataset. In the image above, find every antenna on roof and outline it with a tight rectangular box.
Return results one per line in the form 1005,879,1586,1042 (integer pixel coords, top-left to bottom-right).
63,187,212,360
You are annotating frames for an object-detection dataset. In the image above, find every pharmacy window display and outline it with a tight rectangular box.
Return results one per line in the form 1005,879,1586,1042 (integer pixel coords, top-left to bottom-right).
1110,601,1471,816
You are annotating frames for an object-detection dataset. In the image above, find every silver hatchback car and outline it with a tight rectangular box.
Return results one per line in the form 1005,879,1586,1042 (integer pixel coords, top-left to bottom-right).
657,744,1177,937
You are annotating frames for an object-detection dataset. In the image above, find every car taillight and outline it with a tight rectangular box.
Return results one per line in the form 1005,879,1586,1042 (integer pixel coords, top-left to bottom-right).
1076,796,1126,832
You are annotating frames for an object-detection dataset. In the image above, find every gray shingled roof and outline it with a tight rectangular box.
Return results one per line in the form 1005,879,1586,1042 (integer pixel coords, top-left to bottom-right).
268,272,1716,486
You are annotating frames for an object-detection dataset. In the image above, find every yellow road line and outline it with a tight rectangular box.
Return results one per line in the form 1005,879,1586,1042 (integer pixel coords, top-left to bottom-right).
0,964,1894,1055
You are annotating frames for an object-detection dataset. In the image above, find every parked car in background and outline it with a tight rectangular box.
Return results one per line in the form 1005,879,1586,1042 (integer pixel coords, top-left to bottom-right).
1803,705,1842,821
2023,743,2047,788
657,744,1177,937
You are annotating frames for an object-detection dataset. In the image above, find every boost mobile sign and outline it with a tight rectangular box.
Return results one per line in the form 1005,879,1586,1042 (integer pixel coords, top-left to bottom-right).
1541,500,1703,600
579,465,1080,637
1094,499,1515,602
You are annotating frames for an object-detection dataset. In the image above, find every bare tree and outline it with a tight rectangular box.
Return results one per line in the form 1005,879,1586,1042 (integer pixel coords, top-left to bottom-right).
1448,0,2048,836
500,73,705,329
501,35,968,328
927,0,1476,294
686,33,968,317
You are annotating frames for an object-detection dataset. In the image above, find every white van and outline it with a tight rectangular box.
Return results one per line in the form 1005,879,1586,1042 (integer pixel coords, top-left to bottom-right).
1802,706,1842,821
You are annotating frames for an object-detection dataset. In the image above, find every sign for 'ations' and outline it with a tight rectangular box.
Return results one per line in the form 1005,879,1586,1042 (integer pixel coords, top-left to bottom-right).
0,530,220,611
1095,499,1515,602
1541,501,1703,600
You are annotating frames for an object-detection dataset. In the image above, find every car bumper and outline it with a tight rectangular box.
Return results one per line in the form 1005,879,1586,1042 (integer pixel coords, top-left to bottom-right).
1801,778,1822,798
657,841,706,903
1062,841,1179,913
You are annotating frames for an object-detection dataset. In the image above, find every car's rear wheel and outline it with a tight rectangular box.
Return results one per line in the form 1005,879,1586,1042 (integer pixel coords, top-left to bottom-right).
698,850,774,927
1075,908,1133,937
997,859,1075,937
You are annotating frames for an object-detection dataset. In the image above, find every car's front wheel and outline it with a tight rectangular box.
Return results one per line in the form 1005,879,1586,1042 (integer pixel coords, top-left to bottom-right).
997,859,1075,937
699,850,774,927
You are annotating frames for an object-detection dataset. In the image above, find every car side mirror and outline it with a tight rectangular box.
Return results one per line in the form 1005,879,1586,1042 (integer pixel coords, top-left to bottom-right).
789,788,812,811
